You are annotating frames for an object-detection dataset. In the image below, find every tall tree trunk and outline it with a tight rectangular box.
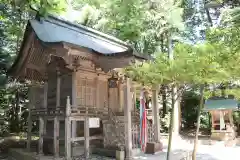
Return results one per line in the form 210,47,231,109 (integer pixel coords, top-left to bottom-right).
166,85,177,160
192,84,204,160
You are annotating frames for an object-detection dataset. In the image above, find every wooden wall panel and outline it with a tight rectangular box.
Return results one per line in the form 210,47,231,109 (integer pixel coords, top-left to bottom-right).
98,80,108,109
60,73,72,107
33,85,44,108
47,71,57,108
76,78,96,107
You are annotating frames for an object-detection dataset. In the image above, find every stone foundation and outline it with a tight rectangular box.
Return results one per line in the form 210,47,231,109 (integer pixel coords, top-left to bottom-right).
211,130,236,141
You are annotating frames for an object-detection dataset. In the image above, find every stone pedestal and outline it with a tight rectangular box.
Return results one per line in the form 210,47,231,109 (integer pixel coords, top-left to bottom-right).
145,142,163,154
116,150,125,160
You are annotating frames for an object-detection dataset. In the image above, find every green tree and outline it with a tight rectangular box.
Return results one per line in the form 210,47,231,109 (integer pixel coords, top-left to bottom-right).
0,0,67,135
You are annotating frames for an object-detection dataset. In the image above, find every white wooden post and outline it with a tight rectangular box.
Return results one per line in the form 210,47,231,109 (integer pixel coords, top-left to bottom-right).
152,87,161,142
72,70,77,138
65,96,71,160
124,77,133,159
84,117,90,159
54,70,60,157
27,86,34,151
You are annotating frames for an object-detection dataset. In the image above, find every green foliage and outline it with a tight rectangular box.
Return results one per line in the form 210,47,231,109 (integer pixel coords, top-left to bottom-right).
69,0,185,55
160,111,171,133
181,90,200,128
126,42,230,88
0,0,68,135
233,111,240,125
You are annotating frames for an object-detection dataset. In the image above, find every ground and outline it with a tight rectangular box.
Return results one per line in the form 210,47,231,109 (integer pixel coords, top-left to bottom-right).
1,136,240,160
134,137,240,160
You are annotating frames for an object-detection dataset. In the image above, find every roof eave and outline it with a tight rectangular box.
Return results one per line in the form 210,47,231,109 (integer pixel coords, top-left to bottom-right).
7,22,33,77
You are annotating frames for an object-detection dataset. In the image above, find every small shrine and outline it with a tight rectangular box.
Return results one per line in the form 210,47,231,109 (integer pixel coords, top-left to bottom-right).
7,14,162,160
204,98,239,141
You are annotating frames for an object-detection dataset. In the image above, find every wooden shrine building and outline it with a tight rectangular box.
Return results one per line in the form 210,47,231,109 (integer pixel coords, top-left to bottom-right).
204,98,239,141
7,15,162,159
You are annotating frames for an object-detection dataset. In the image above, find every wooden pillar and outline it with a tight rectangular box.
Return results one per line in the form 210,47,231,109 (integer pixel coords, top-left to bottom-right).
39,116,44,155
43,78,48,134
211,111,214,130
96,76,100,108
54,70,60,158
220,110,225,130
27,86,34,151
152,87,161,142
124,78,133,159
229,110,234,126
133,86,136,114
84,117,90,159
118,81,124,112
72,70,77,138
65,96,71,160
108,89,118,112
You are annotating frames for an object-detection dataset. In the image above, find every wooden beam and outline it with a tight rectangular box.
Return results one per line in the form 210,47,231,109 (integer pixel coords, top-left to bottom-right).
124,77,133,159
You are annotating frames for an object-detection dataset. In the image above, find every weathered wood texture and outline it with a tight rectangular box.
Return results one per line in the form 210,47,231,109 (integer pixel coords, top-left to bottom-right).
47,71,57,108
60,72,72,107
34,85,44,108
76,73,96,108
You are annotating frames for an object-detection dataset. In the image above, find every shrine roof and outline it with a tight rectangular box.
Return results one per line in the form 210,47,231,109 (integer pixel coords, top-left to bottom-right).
204,99,239,111
29,15,146,58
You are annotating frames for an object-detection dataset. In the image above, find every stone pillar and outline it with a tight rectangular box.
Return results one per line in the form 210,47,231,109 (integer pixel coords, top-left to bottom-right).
72,70,77,138
27,86,34,151
152,87,161,142
65,96,71,160
124,78,133,159
54,70,60,157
